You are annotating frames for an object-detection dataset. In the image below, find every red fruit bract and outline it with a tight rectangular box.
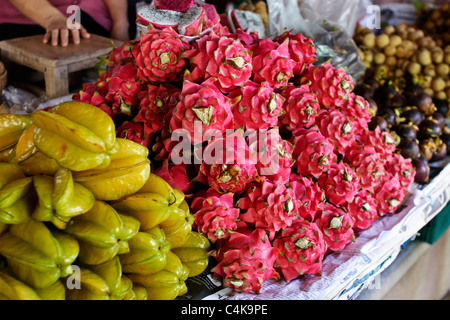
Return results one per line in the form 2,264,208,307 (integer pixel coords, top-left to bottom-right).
239,178,300,239
247,128,294,184
188,34,253,93
291,126,337,179
169,78,234,145
133,27,191,84
279,84,320,130
274,30,316,76
273,219,326,282
317,162,360,206
153,0,194,12
116,120,151,147
135,84,180,135
288,173,325,222
315,204,355,253
343,190,378,232
251,38,295,90
197,131,258,194
211,225,279,293
230,81,284,130
192,189,239,243
302,63,354,109
153,159,193,194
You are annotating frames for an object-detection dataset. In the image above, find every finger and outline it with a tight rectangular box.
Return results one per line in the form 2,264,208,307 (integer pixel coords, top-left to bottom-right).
80,27,91,39
71,28,81,45
43,31,51,44
51,29,59,46
60,28,69,47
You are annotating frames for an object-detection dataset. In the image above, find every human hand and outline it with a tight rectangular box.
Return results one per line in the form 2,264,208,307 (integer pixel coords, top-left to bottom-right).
42,11,90,46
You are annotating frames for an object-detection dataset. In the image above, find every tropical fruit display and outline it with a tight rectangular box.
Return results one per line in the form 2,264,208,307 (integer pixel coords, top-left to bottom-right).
354,23,450,102
63,0,419,295
0,101,209,300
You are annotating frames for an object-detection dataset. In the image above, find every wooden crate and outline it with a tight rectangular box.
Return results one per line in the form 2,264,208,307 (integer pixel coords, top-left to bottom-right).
0,34,121,99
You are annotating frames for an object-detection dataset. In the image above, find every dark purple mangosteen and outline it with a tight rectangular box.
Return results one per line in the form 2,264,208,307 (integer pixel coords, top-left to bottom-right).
398,138,420,159
412,158,430,184
384,93,408,109
378,108,397,128
430,112,446,129
431,138,447,162
369,116,388,131
400,108,424,126
418,119,442,140
409,92,436,115
395,123,417,140
441,125,450,155
419,139,437,161
433,98,449,117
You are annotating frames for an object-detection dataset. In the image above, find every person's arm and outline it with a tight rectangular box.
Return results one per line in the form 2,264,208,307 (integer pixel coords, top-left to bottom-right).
8,0,90,46
103,0,129,41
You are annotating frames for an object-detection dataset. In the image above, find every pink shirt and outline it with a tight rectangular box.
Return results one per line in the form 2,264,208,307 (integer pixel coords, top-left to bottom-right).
0,0,112,31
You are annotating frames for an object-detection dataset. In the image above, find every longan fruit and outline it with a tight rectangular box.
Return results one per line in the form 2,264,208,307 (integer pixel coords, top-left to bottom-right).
407,61,421,75
436,64,450,76
432,77,447,92
418,49,432,66
376,34,390,49
389,35,402,47
363,32,376,48
384,45,396,56
374,52,386,65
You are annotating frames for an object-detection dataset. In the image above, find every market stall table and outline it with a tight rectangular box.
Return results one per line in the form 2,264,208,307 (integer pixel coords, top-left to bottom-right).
0,34,119,99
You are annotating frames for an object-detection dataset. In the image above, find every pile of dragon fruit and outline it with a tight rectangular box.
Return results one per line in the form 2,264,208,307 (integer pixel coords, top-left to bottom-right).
73,0,416,295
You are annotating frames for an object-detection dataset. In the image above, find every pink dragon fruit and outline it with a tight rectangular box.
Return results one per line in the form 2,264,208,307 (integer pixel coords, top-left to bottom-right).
291,126,337,179
210,223,279,293
288,173,326,222
343,190,378,232
153,159,193,194
187,34,253,93
229,28,259,46
317,162,360,207
72,81,114,119
339,93,372,134
374,174,407,216
315,204,355,253
116,120,152,147
177,4,206,36
104,62,146,117
357,127,397,160
315,108,358,154
274,30,317,76
385,153,416,190
238,177,301,239
273,218,327,282
137,2,205,36
229,81,285,130
135,83,180,135
279,84,320,131
169,77,234,145
247,128,295,184
106,41,136,66
133,26,191,84
196,131,258,194
197,1,220,29
153,0,194,12
344,143,388,193
251,38,295,90
191,189,239,243
302,63,354,109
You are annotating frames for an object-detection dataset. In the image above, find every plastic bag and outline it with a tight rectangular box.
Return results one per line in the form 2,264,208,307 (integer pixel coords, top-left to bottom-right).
266,0,367,81
0,86,47,114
